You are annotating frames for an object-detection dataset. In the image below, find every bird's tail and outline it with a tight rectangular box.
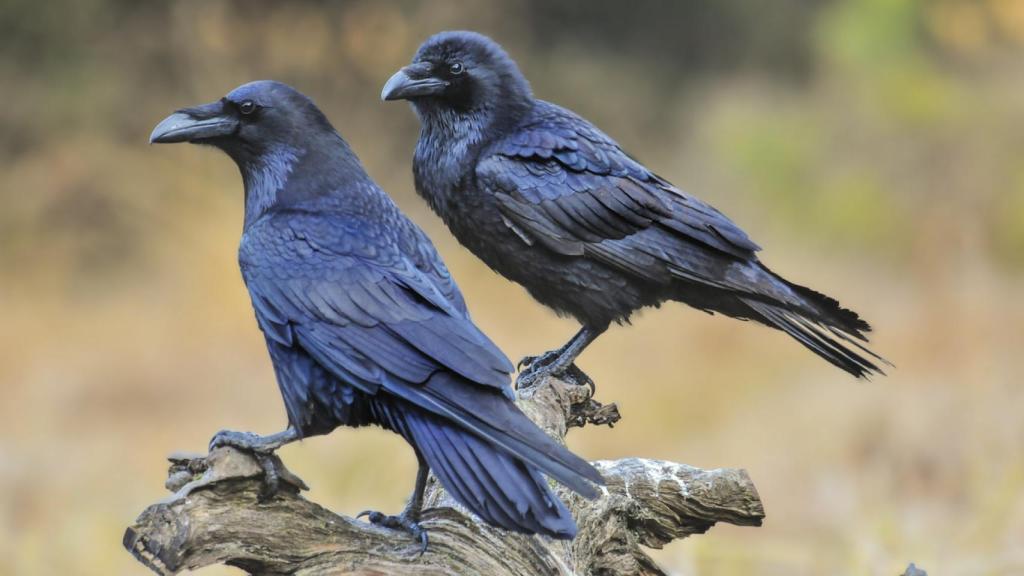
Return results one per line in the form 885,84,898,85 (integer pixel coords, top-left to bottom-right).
377,371,603,537
739,269,889,378
401,408,579,538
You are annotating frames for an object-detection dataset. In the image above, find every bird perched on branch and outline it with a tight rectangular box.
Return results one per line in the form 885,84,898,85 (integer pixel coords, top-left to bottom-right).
150,80,602,548
383,31,887,389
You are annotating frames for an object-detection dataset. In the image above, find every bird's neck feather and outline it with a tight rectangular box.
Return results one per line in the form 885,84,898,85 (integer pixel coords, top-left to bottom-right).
413,99,530,214
240,144,303,227
239,134,373,227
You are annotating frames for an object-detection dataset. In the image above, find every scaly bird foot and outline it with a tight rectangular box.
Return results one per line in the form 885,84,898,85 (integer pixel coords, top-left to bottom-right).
516,359,596,393
561,363,596,394
515,348,565,390
208,429,295,501
356,509,429,554
516,349,561,372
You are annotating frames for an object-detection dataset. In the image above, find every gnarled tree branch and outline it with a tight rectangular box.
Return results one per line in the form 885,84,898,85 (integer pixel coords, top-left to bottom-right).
124,378,764,575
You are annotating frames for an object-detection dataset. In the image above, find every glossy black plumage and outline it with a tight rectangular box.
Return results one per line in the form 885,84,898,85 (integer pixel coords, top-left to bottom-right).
151,80,601,540
386,31,885,379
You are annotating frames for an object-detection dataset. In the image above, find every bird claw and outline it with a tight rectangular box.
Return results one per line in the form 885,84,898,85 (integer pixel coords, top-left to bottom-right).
516,359,596,393
515,350,561,389
514,366,543,390
209,429,275,453
516,349,558,371
208,429,286,501
358,509,429,554
562,363,596,395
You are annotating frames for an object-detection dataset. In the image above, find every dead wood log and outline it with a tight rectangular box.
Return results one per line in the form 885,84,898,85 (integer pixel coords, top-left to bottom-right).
124,377,764,575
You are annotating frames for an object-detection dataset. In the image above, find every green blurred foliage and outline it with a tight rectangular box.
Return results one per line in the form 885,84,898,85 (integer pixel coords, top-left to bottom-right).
2,1,1024,575
993,171,1024,266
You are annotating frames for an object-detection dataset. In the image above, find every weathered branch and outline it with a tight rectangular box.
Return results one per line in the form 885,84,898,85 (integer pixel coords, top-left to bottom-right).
124,378,764,575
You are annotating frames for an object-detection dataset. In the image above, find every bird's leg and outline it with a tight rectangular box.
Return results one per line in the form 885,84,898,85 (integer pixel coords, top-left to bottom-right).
517,325,599,374
516,324,607,390
208,427,301,500
358,457,431,554
516,339,571,372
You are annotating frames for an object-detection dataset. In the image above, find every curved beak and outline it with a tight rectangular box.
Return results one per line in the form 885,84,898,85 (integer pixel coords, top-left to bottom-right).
381,63,447,102
150,101,238,144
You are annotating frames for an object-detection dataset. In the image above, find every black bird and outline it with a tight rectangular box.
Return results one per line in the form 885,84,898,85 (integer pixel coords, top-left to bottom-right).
149,80,602,547
382,31,886,388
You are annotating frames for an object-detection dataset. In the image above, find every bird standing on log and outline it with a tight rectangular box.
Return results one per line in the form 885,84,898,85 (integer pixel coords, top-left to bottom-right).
150,80,602,548
383,31,887,389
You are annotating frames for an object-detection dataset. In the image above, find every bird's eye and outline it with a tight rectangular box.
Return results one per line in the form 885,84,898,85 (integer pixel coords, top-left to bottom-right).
449,62,465,75
238,100,257,115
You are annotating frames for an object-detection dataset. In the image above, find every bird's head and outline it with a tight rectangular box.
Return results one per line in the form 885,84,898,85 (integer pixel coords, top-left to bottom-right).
151,81,365,225
150,80,332,165
382,31,532,120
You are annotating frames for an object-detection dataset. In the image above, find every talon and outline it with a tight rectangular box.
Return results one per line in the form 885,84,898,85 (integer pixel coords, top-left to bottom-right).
414,526,429,556
209,430,264,453
359,509,429,551
563,363,596,394
209,429,231,452
515,360,563,391
356,510,386,523
255,453,281,501
514,368,543,390
516,349,560,374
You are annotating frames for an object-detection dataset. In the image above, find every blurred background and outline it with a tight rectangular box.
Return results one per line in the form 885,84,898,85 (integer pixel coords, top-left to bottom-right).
2,0,1023,574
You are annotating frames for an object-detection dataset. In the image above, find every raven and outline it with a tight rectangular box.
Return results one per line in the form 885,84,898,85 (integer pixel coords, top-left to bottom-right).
383,31,887,388
150,80,602,547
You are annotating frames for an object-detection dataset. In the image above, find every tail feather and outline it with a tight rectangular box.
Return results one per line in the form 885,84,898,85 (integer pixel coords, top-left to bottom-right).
416,418,519,528
719,262,890,378
403,407,578,538
742,297,887,378
369,369,601,537
405,372,604,498
780,277,872,338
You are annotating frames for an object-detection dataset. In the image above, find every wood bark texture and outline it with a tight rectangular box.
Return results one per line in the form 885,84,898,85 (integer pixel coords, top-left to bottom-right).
124,377,764,575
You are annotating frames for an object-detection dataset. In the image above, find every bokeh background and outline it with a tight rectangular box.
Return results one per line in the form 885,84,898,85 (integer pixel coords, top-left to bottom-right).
3,1,1023,574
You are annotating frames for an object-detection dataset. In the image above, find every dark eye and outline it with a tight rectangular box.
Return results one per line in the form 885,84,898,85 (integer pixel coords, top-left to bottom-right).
449,62,465,75
238,100,257,115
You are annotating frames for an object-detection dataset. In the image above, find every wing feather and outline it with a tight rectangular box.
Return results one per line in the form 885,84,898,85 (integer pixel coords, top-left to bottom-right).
241,212,513,395
476,101,760,278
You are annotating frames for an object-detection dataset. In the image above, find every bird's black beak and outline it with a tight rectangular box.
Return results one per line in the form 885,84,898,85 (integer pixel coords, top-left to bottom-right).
150,101,238,144
381,63,447,101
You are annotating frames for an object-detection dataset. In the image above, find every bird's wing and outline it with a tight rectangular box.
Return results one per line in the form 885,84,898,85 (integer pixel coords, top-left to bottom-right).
405,223,470,316
241,210,513,396
243,210,602,504
477,105,886,377
476,102,761,283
